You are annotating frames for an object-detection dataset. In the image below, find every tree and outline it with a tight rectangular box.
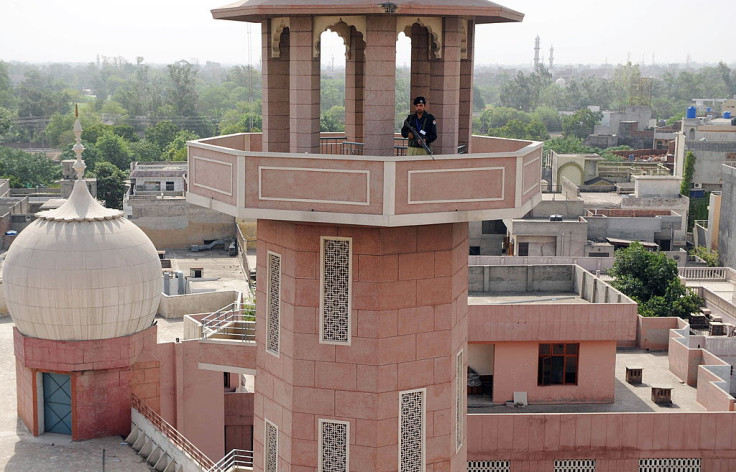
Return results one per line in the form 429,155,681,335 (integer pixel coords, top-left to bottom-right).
562,108,603,140
96,130,132,171
0,147,60,188
163,130,199,161
91,161,127,209
145,120,180,150
680,151,696,195
609,242,703,318
543,136,594,155
166,60,198,117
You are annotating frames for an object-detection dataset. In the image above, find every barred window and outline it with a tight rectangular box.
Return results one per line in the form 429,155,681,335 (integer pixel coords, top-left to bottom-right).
554,459,596,471
265,419,278,472
399,389,425,472
266,251,281,356
639,458,700,472
319,419,349,472
320,237,352,345
467,461,510,472
455,349,464,452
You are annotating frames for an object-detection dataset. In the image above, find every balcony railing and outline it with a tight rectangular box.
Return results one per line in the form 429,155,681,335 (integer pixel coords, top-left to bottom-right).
208,448,254,472
200,301,256,341
679,266,728,280
131,394,215,470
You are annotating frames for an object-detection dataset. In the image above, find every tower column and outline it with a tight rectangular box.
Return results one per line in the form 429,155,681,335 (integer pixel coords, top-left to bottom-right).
345,29,366,144
430,17,462,154
262,20,291,152
458,20,474,151
410,24,431,109
363,16,397,156
289,16,321,153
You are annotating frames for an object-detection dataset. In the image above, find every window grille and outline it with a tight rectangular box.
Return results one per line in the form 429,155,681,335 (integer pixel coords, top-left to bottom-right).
319,419,349,472
320,237,352,344
554,459,596,471
455,349,464,452
265,420,278,472
639,458,700,472
266,251,281,356
467,460,510,472
399,389,425,472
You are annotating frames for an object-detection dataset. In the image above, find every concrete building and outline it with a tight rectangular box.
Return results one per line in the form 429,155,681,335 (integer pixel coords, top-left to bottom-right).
586,105,656,150
719,162,736,269
123,161,236,249
677,115,736,190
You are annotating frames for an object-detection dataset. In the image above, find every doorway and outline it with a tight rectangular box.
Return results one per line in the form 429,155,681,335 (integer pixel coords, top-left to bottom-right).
42,372,72,435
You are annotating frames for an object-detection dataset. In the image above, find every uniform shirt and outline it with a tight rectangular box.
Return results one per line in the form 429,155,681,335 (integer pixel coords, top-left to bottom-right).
401,112,437,148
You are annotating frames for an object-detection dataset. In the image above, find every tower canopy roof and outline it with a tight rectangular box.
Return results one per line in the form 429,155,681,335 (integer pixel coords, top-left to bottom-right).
212,0,523,24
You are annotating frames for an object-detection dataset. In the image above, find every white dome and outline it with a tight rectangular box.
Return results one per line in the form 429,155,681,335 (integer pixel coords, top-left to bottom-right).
2,180,162,341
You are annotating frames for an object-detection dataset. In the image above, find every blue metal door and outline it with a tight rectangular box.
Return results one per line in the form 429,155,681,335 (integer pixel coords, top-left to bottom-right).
43,373,72,435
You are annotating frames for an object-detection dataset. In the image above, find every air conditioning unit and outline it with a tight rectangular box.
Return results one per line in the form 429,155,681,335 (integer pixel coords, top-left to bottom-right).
693,183,703,189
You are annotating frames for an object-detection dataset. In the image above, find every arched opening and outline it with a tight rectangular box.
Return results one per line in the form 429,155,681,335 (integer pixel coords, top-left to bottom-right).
395,33,411,152
320,29,346,144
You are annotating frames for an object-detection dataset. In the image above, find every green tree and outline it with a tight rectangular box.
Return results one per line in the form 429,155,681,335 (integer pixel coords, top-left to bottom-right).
166,60,198,117
220,113,262,135
145,120,181,150
0,147,61,188
163,130,199,161
562,108,603,140
96,130,132,171
91,161,127,209
609,242,703,318
690,246,719,267
532,106,562,132
543,136,594,155
680,151,696,195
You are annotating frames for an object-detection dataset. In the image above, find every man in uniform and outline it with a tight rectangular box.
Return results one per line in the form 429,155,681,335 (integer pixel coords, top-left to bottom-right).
401,96,437,156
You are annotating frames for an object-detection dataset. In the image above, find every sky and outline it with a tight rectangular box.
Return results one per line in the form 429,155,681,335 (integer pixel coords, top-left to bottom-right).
1,0,735,68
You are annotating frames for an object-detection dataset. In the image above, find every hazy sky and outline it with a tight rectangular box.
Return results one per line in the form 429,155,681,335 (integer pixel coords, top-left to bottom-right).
1,0,735,67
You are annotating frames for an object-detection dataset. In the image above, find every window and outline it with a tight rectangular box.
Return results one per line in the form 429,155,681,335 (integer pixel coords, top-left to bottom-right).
265,419,279,472
166,181,175,191
319,419,349,472
399,389,425,472
639,458,700,472
320,237,352,345
517,242,529,256
538,343,578,386
554,459,595,471
266,251,281,356
481,220,507,235
467,461,510,472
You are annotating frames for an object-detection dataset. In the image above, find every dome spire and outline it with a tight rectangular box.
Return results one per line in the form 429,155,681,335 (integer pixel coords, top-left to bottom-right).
72,104,87,180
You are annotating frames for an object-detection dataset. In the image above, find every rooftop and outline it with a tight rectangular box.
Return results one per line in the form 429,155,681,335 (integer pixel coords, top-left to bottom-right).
468,350,704,414
469,291,589,305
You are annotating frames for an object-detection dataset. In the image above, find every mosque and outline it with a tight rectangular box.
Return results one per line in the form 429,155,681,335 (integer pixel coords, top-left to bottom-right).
3,1,736,471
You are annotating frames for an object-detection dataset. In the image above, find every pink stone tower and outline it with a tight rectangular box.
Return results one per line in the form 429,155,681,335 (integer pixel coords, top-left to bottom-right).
188,1,539,470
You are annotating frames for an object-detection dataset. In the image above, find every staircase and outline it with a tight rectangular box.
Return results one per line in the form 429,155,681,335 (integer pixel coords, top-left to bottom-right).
200,296,256,341
207,449,254,472
127,395,215,472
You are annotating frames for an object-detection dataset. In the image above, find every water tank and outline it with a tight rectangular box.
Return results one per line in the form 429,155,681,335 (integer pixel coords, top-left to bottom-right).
686,107,696,119
725,111,732,119
706,107,712,113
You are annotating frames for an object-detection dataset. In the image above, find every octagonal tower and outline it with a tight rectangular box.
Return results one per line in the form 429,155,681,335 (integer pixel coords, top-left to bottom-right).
189,1,533,471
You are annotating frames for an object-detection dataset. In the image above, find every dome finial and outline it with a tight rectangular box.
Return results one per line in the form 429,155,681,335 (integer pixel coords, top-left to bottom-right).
72,104,86,181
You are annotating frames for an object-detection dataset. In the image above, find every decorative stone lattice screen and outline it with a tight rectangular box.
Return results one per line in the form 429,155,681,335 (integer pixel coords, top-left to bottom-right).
320,237,352,344
319,419,349,472
399,389,425,472
266,251,281,356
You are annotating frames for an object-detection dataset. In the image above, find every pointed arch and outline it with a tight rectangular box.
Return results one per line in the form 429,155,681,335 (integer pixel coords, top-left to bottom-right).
396,17,443,59
313,16,367,59
270,17,290,58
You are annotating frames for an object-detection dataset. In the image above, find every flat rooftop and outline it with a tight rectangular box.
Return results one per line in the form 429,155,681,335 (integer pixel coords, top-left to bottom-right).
468,291,589,305
163,248,250,295
468,350,705,414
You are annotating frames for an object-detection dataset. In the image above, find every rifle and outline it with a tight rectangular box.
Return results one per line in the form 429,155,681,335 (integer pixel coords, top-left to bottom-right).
403,118,434,158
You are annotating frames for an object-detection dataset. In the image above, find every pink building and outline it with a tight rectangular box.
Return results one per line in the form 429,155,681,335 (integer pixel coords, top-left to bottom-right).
5,1,736,472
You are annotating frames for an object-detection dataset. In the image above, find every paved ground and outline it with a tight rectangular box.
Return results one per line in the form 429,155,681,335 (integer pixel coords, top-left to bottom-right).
0,317,155,472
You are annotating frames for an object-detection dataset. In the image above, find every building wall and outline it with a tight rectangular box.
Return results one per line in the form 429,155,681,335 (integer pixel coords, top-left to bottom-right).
128,198,235,249
719,164,736,269
467,412,736,469
491,340,616,404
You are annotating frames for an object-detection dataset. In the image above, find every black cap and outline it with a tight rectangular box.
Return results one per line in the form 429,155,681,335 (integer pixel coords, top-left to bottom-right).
413,96,426,105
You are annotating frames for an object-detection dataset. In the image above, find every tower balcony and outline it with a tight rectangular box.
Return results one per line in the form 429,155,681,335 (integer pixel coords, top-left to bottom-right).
186,132,542,227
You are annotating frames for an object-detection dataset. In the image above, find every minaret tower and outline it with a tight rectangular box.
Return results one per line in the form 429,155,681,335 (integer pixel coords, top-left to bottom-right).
534,34,540,69
549,44,555,69
190,1,542,471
